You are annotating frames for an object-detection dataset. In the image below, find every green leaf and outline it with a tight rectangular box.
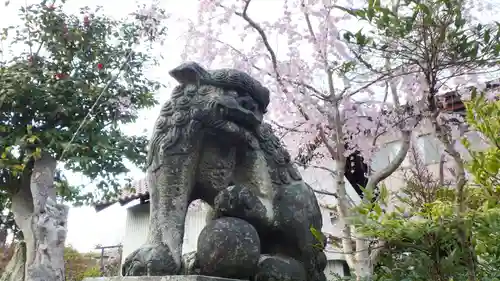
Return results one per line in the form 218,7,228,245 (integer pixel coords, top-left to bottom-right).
310,226,324,248
484,29,491,43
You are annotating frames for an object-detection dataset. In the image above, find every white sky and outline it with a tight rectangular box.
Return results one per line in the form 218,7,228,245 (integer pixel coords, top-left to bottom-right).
1,0,498,253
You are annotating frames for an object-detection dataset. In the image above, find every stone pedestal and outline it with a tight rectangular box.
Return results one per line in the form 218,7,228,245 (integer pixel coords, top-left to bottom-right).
83,276,246,281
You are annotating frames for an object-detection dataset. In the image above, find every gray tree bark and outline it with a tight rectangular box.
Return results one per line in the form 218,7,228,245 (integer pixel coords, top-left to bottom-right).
0,228,7,250
0,242,25,281
7,153,68,281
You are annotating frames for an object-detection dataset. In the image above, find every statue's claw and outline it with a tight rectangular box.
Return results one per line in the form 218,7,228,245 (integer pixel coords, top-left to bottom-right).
121,243,180,276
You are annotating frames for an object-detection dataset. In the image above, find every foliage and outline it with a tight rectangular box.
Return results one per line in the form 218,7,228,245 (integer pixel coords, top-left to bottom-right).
63,245,123,280
463,92,500,191
353,92,500,281
2,244,102,279
462,92,500,274
338,0,500,279
341,0,500,71
0,0,166,204
64,246,99,281
80,266,101,280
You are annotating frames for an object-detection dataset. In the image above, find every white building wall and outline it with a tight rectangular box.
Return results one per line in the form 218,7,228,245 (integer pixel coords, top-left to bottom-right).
325,260,347,280
120,200,211,269
121,203,149,268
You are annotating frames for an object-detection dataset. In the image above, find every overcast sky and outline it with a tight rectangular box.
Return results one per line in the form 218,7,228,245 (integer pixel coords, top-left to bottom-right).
1,0,498,253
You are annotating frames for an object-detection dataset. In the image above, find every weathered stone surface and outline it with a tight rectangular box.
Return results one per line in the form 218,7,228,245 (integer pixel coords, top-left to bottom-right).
181,251,200,275
123,62,271,277
253,255,306,281
0,242,26,281
197,217,260,279
122,244,178,276
315,251,328,272
122,62,327,281
83,276,246,281
212,183,327,281
271,181,327,281
9,153,69,281
213,185,269,231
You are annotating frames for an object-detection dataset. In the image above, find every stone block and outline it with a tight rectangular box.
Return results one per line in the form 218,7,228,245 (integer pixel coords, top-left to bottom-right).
83,276,247,281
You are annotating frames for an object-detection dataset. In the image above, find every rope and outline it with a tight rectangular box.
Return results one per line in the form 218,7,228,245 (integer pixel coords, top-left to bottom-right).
58,50,134,161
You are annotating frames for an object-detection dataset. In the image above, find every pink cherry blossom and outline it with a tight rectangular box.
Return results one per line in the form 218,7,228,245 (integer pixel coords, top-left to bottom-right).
178,7,500,271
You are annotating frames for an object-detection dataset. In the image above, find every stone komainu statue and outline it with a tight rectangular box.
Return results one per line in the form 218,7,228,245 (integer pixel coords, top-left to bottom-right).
122,62,327,281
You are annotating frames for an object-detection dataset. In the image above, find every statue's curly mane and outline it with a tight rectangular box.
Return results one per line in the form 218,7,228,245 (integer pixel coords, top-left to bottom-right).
147,82,302,188
255,123,303,186
147,84,224,168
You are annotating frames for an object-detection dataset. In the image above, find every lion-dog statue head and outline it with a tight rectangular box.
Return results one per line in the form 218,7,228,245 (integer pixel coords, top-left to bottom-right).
147,61,270,170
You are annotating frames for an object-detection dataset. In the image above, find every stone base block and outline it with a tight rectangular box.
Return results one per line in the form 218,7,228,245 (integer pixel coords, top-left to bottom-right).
83,276,247,281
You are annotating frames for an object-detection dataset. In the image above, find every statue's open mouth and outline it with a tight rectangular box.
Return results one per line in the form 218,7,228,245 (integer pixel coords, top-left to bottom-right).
194,94,263,143
224,106,261,131
219,94,263,132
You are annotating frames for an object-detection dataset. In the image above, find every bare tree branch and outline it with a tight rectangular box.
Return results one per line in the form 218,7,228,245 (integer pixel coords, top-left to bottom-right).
312,189,338,198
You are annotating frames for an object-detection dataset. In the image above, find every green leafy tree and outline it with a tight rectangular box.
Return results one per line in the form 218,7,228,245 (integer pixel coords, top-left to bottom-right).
80,267,101,280
354,159,471,281
339,0,500,279
352,92,500,281
462,92,500,276
463,92,500,192
0,0,166,280
2,245,105,281
64,246,100,281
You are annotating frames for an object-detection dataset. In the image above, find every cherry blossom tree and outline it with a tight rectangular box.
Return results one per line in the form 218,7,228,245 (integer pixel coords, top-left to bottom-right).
182,0,499,280
341,0,499,279
181,0,412,279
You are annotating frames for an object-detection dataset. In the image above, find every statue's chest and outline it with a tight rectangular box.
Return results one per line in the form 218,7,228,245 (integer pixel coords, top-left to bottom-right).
198,141,238,170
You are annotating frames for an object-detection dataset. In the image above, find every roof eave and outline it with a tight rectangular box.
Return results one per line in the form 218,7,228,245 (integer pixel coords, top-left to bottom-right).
93,192,151,212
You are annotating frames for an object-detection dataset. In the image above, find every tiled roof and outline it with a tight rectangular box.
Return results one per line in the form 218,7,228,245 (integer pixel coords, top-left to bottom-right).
118,178,149,203
438,78,499,111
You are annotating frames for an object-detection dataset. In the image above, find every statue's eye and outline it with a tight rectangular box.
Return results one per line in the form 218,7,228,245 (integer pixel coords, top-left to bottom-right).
238,96,257,112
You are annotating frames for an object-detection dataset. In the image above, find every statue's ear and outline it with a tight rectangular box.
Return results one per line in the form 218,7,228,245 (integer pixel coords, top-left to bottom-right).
169,61,209,85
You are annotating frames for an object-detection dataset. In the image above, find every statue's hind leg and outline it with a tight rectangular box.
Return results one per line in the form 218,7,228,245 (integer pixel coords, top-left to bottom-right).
122,155,197,276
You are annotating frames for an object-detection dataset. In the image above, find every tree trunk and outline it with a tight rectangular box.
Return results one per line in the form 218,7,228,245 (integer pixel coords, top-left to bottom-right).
0,243,26,281
431,117,477,281
354,240,373,281
0,228,7,251
10,153,68,281
335,159,375,281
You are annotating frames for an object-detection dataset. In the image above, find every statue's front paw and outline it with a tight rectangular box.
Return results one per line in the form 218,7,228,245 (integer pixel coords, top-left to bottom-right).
122,243,180,276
